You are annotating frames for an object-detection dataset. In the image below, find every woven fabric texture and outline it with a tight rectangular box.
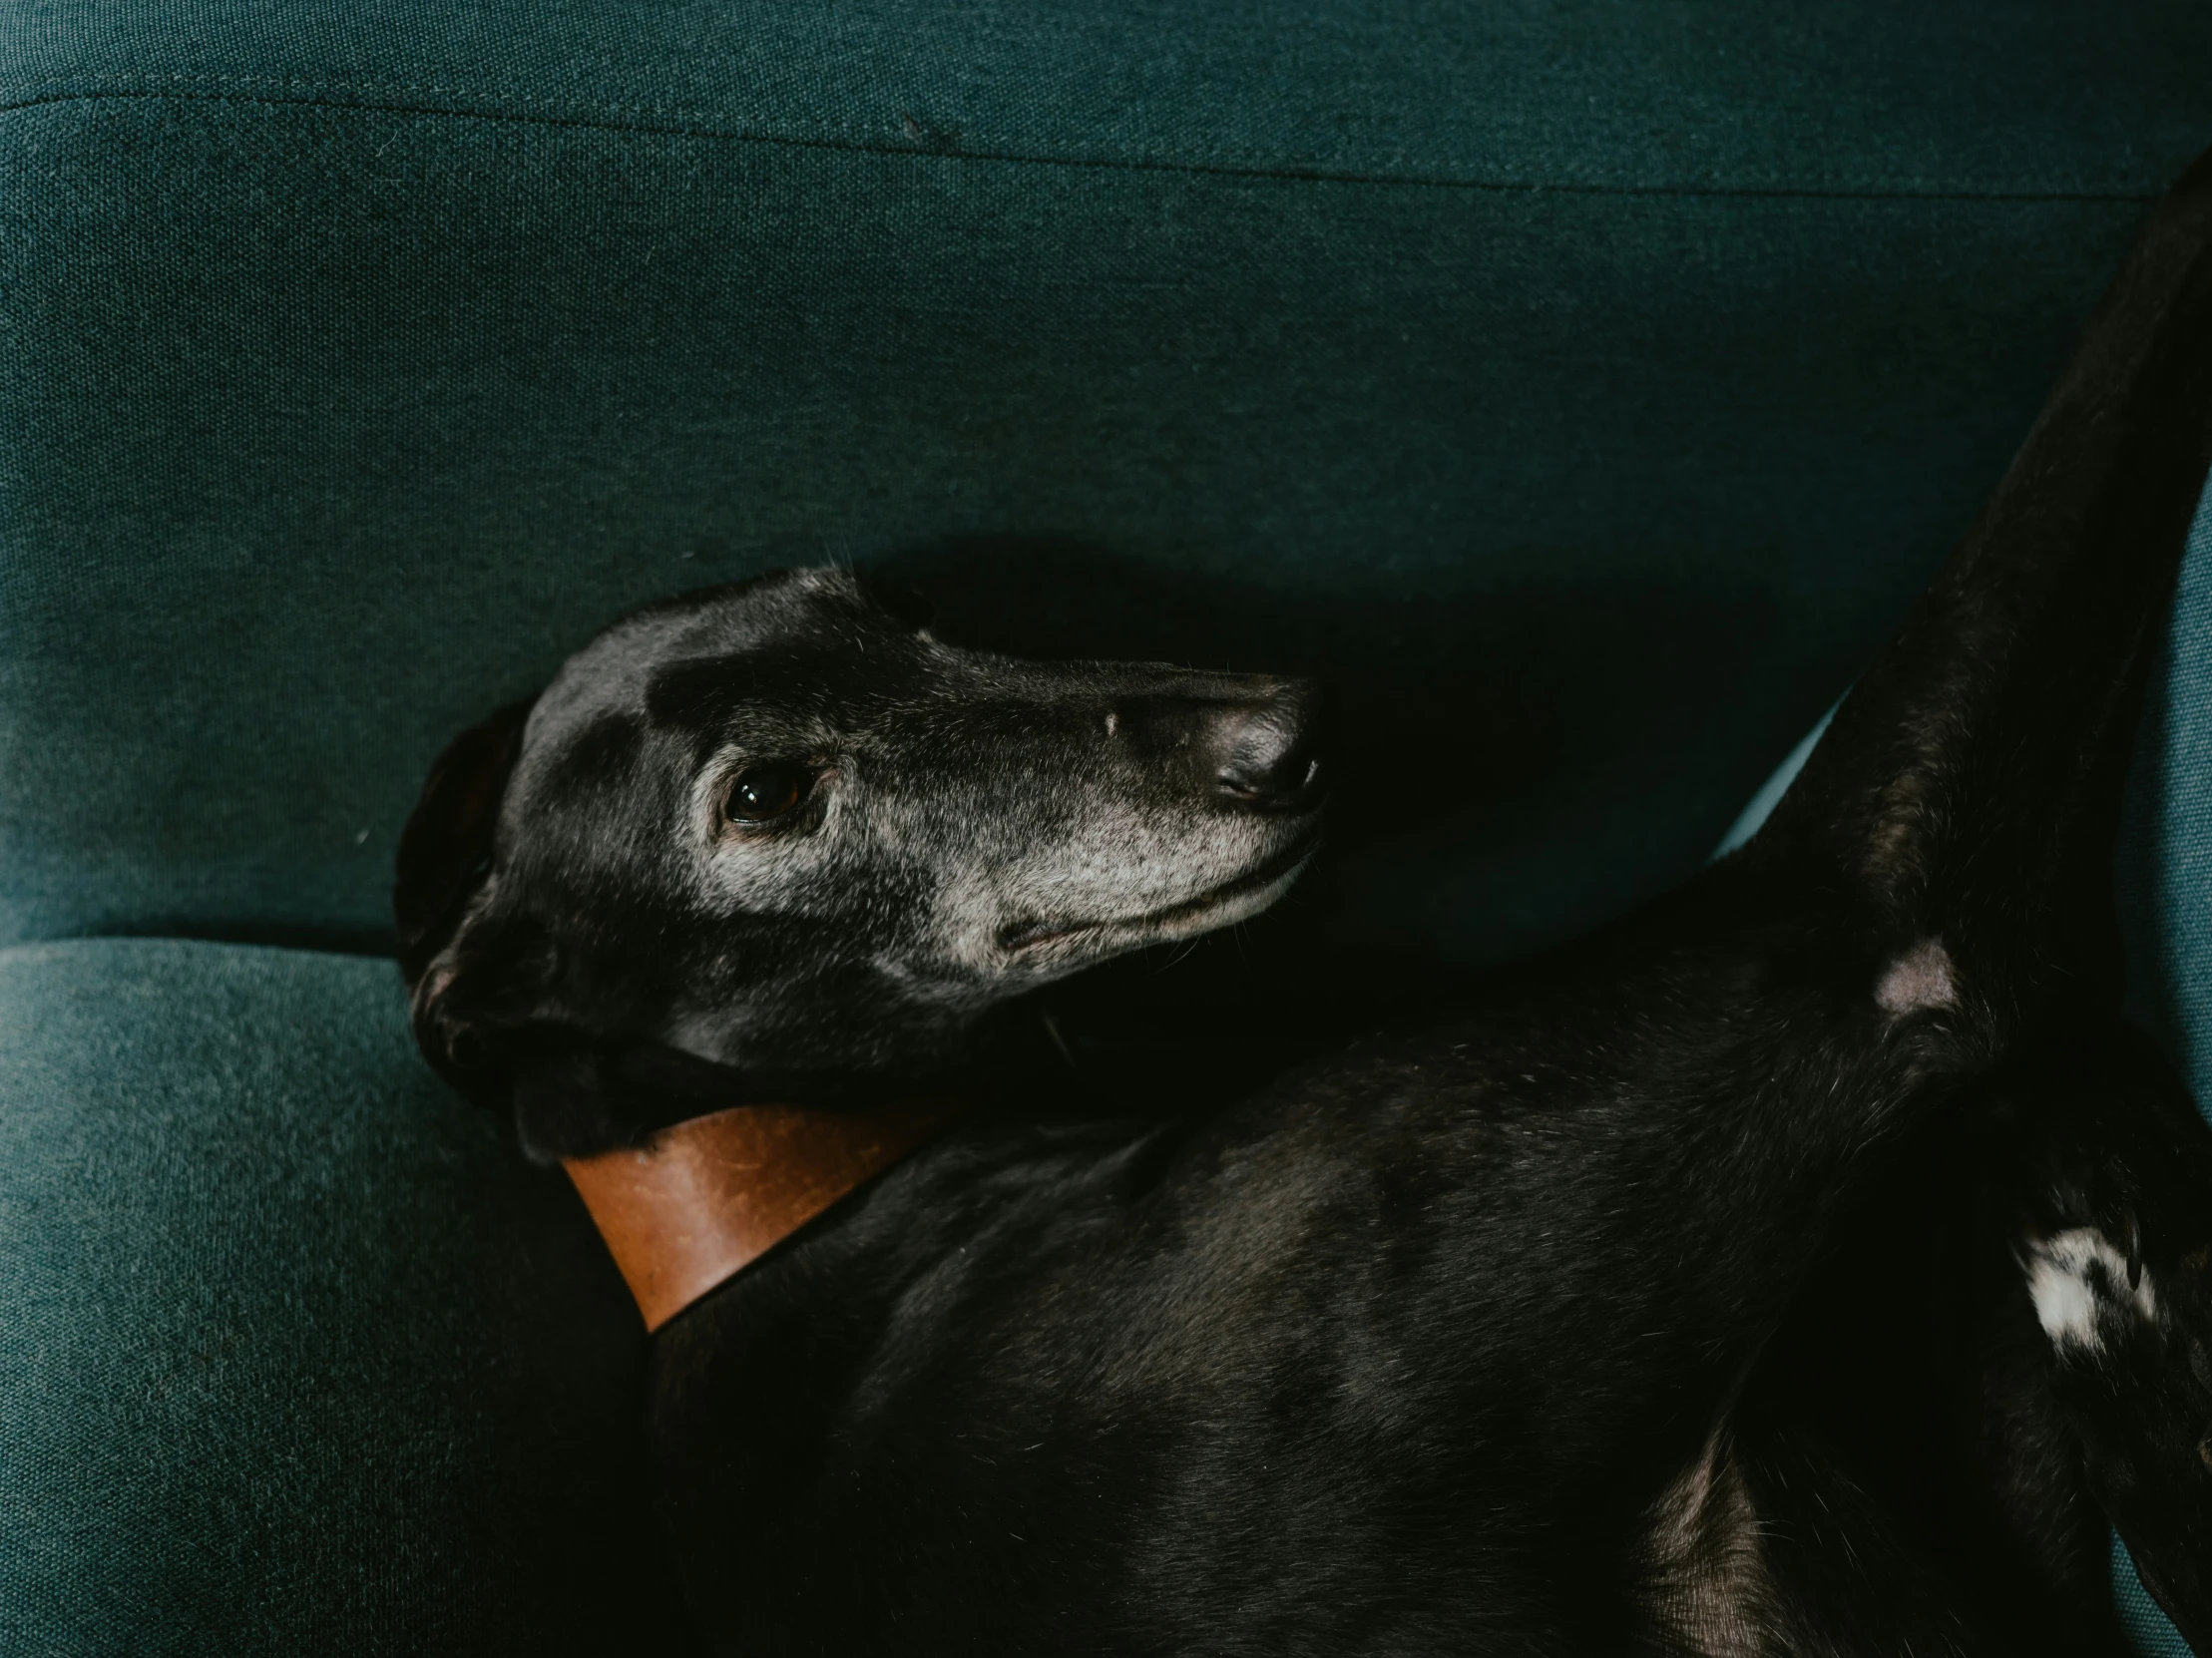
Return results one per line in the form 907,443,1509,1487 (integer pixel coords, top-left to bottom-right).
3,0,2209,968
0,939,696,1656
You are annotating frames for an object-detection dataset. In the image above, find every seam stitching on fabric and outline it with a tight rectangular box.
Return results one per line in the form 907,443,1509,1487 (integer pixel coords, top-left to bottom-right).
0,83,2164,205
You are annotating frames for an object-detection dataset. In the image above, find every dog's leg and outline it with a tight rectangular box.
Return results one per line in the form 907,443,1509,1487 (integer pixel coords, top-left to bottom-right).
1627,150,2212,1417
1744,150,2212,1027
1621,157,2212,1649
1684,152,2212,1651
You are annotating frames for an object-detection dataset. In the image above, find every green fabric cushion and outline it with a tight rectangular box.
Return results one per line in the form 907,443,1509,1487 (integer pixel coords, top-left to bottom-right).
0,938,694,1656
4,2,2209,968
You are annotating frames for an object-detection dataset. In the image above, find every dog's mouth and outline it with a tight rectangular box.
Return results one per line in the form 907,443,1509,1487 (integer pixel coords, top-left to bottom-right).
997,826,1324,961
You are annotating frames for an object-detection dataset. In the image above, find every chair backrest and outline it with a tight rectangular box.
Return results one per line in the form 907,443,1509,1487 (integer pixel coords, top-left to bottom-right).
4,0,2207,969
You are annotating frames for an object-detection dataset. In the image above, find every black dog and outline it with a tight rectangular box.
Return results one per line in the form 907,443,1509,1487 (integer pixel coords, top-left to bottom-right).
396,155,2212,1654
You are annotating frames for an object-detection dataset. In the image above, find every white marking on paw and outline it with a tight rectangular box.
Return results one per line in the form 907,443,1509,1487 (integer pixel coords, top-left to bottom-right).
2026,1227,2158,1354
1875,937,1957,1016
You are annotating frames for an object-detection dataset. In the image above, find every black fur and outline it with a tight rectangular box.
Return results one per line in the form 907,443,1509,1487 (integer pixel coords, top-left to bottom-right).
398,154,2212,1653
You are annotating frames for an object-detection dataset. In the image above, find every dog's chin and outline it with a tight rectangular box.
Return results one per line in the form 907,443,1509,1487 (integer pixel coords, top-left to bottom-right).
997,829,1322,975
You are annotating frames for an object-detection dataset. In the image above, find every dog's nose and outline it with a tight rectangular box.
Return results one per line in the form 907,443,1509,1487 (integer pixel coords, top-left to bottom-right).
1210,680,1327,810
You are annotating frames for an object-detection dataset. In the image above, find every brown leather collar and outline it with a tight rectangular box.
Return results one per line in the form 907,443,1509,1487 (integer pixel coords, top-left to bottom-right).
564,1096,969,1331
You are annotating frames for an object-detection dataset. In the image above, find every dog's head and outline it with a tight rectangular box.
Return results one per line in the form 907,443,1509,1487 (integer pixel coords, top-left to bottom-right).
396,569,1327,1157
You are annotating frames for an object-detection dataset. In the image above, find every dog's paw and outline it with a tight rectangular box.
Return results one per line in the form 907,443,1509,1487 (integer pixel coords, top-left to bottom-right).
2021,1161,2212,1652
1992,1025,2212,1650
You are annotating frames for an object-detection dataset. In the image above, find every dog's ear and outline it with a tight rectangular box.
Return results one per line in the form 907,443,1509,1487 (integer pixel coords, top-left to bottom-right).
395,699,535,986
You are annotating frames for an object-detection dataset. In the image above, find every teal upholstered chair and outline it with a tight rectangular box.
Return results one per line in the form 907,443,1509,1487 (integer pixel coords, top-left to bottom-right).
4,3,2209,1650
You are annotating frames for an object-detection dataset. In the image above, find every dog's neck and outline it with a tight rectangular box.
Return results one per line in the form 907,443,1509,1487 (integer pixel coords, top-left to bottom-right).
507,1011,1045,1164
564,1094,974,1330
539,1018,1069,1324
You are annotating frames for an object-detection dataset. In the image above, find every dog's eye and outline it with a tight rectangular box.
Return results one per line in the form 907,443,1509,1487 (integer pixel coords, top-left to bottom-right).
724,764,808,824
